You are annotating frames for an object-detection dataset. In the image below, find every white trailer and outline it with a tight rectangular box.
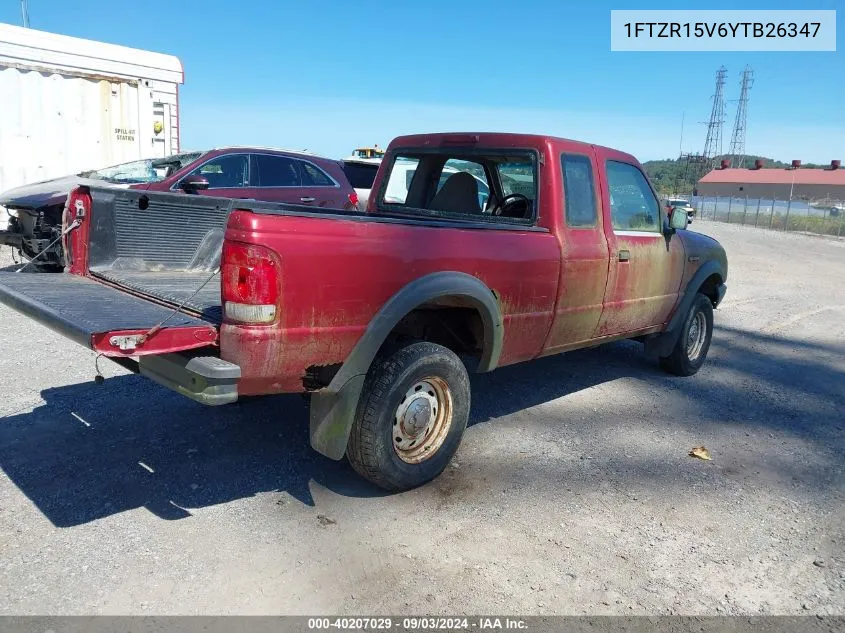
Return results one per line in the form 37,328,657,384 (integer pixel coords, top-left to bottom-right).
0,22,184,194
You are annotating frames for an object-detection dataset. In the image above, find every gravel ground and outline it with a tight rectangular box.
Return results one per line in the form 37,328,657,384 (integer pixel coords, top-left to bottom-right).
0,222,843,616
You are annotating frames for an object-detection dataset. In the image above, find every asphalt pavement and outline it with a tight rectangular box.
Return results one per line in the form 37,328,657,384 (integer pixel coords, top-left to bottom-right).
0,222,842,615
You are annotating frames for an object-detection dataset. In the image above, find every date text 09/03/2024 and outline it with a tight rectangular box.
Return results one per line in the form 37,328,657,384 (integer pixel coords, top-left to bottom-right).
307,617,528,630
622,22,821,38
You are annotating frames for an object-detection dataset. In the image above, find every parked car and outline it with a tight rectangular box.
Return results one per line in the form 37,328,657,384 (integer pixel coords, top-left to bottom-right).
0,132,728,492
665,198,696,223
341,158,381,211
0,147,358,269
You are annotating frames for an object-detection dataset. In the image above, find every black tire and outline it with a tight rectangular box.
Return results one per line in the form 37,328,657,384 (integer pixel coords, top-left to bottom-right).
659,293,714,377
346,341,470,492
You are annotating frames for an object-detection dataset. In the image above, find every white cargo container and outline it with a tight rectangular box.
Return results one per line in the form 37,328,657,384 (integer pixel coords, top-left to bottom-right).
0,22,184,194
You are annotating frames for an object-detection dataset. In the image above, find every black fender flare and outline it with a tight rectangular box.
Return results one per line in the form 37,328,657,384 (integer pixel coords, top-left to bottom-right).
645,260,727,358
309,271,503,460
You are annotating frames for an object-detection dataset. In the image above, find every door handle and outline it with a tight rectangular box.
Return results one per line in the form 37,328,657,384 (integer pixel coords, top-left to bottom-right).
300,197,315,203
618,249,630,262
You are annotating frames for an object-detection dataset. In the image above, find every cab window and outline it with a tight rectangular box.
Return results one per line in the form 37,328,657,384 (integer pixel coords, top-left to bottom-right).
561,154,597,227
497,160,536,201
606,161,660,232
436,159,490,210
380,151,536,223
383,158,420,204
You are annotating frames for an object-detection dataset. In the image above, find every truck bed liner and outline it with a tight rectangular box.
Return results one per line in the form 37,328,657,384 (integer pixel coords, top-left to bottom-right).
0,272,216,349
92,270,222,323
83,188,230,322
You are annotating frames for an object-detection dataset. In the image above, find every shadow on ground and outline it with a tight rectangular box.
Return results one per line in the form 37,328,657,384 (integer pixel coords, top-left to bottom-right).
0,324,842,527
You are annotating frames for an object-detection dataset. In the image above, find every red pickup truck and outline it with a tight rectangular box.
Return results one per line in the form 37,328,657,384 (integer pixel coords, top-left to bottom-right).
0,132,727,491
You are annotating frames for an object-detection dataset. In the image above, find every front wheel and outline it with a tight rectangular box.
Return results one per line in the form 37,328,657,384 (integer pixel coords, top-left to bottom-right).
346,342,470,491
659,293,714,376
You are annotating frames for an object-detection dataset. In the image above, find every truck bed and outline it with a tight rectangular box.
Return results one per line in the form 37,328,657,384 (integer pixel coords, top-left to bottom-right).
86,188,233,323
93,270,222,323
0,272,215,349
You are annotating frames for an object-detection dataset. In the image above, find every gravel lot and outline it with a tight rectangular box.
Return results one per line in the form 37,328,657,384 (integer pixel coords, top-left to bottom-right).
0,222,843,616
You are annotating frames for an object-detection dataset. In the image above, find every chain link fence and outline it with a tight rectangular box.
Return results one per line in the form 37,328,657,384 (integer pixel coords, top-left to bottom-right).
692,195,845,237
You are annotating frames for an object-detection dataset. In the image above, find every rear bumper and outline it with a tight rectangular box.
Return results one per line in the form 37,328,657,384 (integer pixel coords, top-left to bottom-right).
139,353,241,406
0,271,235,405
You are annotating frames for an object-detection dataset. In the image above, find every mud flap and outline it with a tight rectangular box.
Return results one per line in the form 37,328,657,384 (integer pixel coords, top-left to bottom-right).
644,279,727,359
643,329,680,359
309,374,366,460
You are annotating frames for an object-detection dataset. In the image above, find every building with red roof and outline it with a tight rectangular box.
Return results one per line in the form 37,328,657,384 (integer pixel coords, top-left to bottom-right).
696,160,844,200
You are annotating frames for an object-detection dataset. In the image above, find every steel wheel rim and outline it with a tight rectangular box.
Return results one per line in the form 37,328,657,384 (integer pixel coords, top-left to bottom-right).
393,377,453,464
686,311,707,362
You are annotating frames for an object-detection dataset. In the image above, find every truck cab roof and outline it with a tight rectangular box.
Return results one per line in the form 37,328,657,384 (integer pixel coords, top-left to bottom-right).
386,132,639,165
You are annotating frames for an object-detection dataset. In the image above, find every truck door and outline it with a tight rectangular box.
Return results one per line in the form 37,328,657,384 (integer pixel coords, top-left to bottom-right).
542,151,611,353
595,158,685,336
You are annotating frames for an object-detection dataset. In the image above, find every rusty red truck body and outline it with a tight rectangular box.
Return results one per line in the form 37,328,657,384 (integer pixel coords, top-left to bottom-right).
0,133,727,490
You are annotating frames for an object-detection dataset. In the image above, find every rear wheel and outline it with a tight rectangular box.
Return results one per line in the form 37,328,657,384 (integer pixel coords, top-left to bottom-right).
659,293,713,376
346,342,470,491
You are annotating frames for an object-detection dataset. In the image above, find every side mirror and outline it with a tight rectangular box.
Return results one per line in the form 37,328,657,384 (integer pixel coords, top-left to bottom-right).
179,174,210,193
669,208,688,231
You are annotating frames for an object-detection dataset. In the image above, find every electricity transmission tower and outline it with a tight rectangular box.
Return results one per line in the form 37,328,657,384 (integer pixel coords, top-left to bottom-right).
674,66,728,196
701,66,728,170
728,66,754,169
21,0,30,27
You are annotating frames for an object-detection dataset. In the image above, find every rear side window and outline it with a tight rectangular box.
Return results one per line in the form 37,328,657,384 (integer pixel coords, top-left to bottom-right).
606,161,660,232
300,161,334,187
342,162,380,189
252,154,300,187
561,154,597,227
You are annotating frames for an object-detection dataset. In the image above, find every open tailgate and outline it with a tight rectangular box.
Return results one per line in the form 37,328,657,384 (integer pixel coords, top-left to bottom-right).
0,272,218,356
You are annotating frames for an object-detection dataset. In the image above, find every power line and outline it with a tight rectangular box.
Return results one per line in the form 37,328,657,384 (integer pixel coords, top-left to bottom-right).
679,111,685,156
728,66,754,169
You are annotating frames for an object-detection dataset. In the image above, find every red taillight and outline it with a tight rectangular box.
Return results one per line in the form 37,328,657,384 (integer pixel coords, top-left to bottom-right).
63,186,91,274
221,242,280,324
348,191,359,208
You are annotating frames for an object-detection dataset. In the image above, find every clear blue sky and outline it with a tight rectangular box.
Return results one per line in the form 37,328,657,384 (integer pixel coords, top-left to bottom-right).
2,0,843,162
